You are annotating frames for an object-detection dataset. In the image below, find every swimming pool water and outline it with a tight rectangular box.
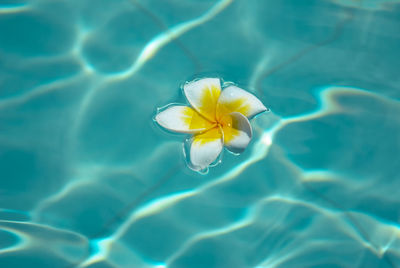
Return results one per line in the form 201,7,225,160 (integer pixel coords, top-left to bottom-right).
1,0,400,267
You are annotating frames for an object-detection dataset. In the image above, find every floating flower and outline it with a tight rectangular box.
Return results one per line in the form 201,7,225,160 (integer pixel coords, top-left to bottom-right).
155,78,268,172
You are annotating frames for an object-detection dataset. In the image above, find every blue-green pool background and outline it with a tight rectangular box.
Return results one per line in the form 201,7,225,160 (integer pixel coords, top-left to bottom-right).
1,0,400,267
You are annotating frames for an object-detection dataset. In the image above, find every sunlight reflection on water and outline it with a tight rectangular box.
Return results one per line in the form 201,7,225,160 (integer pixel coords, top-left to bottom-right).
1,0,400,267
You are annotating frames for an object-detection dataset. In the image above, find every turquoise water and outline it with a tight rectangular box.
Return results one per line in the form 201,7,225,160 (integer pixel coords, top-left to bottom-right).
1,0,400,267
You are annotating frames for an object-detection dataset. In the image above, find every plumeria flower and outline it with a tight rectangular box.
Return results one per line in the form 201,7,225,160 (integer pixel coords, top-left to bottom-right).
155,78,268,172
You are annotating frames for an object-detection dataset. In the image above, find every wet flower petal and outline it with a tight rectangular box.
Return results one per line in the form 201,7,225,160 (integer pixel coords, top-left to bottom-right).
216,85,268,120
220,112,252,154
189,127,223,171
183,78,221,122
155,105,215,133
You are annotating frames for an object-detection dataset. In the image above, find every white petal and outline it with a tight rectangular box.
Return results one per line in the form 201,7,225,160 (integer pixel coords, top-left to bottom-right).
221,112,252,154
155,106,214,133
216,85,268,119
183,78,221,122
190,128,223,171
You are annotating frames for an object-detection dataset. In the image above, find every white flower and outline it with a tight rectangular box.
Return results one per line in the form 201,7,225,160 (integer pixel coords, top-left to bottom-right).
155,78,268,172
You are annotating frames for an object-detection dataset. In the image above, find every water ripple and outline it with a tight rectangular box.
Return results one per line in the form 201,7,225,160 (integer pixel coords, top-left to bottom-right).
1,0,400,267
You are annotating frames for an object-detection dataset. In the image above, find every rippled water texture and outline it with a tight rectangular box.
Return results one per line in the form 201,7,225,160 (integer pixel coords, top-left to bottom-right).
1,0,400,267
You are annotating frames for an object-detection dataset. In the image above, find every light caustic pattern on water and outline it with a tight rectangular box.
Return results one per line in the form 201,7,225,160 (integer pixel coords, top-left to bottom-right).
1,0,400,267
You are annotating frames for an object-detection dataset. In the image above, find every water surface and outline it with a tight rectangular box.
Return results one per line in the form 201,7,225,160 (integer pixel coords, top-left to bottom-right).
1,0,400,267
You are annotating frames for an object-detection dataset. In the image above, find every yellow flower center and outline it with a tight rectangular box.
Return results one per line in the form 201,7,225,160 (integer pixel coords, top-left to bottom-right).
191,86,250,144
